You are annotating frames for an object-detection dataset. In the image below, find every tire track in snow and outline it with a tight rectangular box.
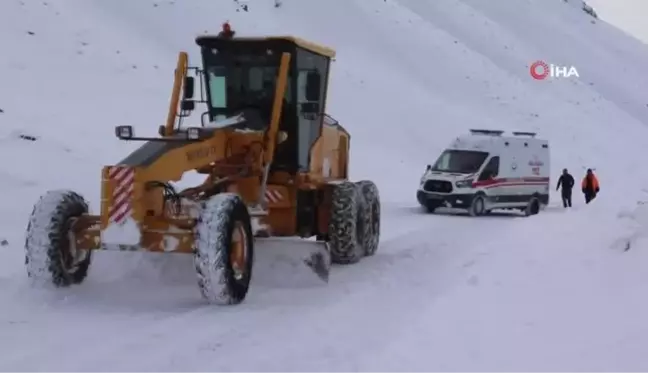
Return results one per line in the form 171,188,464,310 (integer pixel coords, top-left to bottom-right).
1,215,443,370
1,202,523,370
34,206,521,370
156,214,511,371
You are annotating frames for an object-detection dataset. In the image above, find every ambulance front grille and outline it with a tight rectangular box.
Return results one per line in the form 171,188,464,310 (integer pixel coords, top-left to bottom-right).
423,180,453,193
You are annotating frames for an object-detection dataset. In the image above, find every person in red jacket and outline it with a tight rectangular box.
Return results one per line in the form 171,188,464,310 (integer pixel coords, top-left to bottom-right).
581,168,600,204
218,22,235,39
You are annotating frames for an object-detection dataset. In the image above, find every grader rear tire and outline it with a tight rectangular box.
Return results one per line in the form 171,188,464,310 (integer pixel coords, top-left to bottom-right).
24,190,93,287
194,193,254,305
355,180,381,257
328,181,366,264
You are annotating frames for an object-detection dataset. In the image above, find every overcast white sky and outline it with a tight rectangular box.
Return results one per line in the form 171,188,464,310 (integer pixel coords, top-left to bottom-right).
585,0,648,43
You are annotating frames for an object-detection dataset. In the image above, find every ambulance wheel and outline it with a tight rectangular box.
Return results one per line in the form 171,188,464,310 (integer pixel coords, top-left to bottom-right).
425,201,441,213
469,194,486,217
524,196,541,216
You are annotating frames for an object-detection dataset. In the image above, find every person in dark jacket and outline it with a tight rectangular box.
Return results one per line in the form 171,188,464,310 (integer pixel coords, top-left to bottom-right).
217,22,235,39
581,168,600,204
556,168,575,208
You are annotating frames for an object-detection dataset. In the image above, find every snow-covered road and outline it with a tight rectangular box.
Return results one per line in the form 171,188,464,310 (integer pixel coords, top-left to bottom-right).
4,201,648,370
0,203,521,369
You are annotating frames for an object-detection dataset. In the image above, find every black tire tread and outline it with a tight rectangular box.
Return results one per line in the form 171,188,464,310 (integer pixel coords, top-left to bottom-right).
355,180,380,257
328,182,363,264
25,189,92,287
525,196,541,216
193,193,254,305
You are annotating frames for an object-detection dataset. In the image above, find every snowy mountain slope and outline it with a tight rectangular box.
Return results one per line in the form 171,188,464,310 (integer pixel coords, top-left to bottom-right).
2,0,648,370
0,0,174,268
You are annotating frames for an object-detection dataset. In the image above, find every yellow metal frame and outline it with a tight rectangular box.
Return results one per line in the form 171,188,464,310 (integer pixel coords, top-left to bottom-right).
164,52,188,137
264,52,291,165
76,50,299,253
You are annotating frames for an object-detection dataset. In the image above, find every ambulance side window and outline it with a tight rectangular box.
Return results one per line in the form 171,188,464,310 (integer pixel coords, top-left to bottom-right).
479,156,500,181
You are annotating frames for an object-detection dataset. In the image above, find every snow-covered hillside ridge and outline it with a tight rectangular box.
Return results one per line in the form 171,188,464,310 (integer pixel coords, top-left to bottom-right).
2,0,648,370
1,0,647,219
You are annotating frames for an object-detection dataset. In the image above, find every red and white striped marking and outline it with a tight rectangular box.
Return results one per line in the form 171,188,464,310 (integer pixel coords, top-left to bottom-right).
264,189,283,203
107,166,135,224
473,177,549,189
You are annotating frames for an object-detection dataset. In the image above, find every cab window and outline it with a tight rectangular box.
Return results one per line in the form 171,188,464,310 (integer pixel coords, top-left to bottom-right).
431,150,488,174
478,156,500,181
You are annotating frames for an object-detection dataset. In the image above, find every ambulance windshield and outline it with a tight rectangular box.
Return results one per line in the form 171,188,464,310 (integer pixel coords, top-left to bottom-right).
431,150,488,174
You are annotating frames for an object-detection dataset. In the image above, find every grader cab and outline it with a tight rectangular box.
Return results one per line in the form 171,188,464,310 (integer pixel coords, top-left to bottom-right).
24,32,381,305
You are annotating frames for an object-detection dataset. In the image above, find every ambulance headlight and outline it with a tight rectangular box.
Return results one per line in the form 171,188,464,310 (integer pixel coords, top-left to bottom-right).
455,179,473,188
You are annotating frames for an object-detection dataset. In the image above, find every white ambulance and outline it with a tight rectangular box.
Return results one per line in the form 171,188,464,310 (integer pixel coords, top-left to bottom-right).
416,129,550,216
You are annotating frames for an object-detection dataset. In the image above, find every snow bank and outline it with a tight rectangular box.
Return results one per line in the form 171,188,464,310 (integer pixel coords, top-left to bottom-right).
382,203,648,371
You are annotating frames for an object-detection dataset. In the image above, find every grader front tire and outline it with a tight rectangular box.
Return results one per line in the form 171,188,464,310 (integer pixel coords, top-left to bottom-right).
24,190,93,287
194,193,254,305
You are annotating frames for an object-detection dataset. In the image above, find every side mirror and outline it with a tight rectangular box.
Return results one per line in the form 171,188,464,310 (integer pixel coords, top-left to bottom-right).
479,170,493,181
300,102,320,115
426,164,431,171
305,71,321,101
183,76,195,99
115,125,134,140
181,100,195,111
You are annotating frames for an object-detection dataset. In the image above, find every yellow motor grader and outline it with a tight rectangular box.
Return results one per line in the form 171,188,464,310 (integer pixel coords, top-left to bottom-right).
24,31,381,305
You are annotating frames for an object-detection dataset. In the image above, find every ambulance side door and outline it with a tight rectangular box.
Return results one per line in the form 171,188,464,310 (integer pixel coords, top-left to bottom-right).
477,155,501,202
502,142,524,205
